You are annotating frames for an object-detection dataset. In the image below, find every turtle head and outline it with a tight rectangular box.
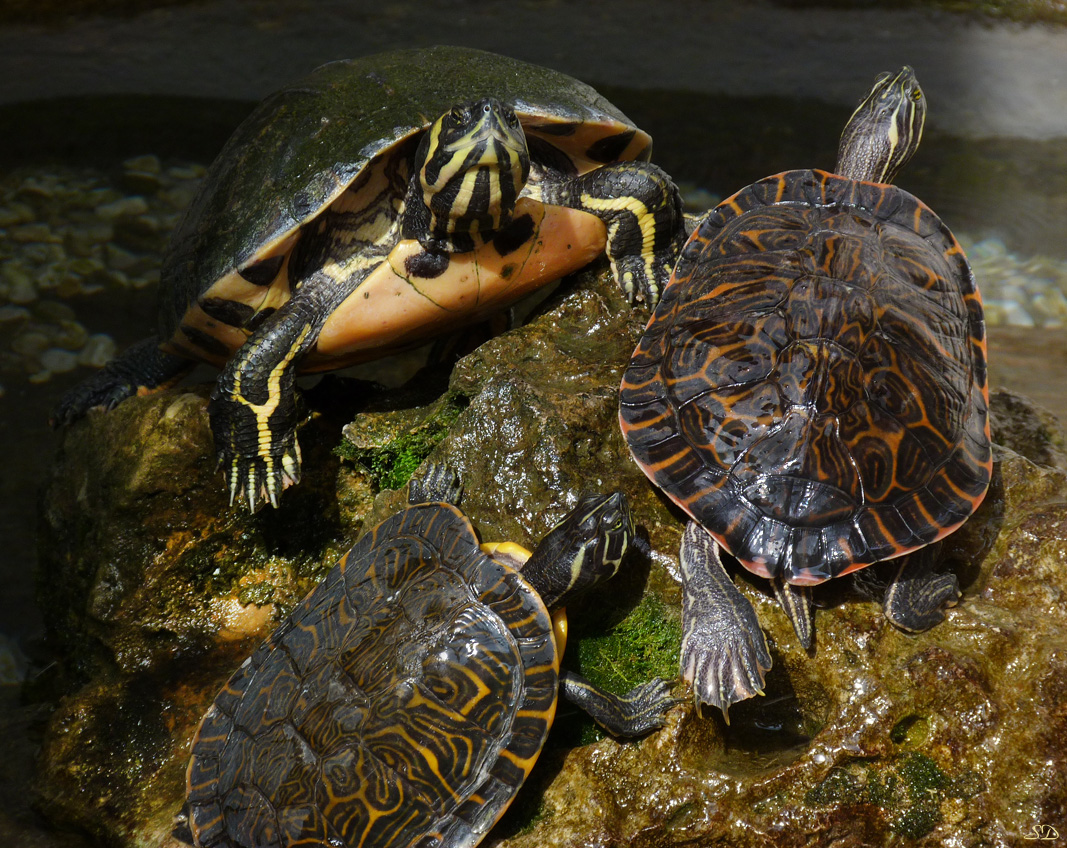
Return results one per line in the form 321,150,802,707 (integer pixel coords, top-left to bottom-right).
412,97,531,253
835,66,926,185
522,491,634,611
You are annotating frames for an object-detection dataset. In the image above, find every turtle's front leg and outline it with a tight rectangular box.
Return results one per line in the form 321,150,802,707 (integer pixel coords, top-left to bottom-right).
210,298,324,511
51,337,193,426
543,160,686,306
559,670,678,737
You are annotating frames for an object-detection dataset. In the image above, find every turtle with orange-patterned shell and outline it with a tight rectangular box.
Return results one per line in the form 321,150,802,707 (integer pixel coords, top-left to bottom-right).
55,45,684,511
619,67,991,715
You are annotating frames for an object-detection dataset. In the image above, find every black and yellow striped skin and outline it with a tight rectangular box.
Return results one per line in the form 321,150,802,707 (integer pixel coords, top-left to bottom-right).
187,503,560,848
621,168,991,585
53,47,685,512
836,66,926,185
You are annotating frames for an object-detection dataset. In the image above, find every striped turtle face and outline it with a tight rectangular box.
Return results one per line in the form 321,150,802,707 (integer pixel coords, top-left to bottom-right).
521,491,634,610
836,66,927,184
417,97,531,252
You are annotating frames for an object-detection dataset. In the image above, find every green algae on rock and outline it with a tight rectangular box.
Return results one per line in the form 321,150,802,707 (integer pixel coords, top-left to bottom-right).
338,386,468,492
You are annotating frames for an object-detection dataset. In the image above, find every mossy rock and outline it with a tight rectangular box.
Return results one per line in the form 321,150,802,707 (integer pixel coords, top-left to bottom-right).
32,264,1067,847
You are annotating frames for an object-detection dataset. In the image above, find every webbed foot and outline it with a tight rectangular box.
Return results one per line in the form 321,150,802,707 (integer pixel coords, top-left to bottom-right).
679,522,772,720
544,160,686,307
882,544,960,632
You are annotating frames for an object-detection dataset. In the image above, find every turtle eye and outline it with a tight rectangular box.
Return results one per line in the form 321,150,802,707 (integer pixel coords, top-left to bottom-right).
448,106,465,125
910,88,923,102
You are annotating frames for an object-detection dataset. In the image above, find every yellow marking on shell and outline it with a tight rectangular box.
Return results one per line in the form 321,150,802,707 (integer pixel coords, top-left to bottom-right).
481,541,533,566
496,734,545,775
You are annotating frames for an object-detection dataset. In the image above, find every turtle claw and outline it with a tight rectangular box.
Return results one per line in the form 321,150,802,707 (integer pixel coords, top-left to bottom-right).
51,337,192,427
610,254,661,307
220,439,302,512
680,626,770,722
51,376,136,427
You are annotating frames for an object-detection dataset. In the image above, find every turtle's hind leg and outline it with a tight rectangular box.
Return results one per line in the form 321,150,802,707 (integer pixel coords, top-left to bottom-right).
543,160,686,306
882,544,960,632
679,522,772,721
51,337,192,426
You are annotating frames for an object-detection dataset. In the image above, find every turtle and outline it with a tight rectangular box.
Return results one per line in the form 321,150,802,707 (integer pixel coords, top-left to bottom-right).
182,465,677,848
54,45,685,511
618,67,992,716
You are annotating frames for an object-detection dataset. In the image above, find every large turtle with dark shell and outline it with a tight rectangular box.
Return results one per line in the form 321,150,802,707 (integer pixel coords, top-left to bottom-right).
54,45,685,510
619,67,992,716
182,465,675,848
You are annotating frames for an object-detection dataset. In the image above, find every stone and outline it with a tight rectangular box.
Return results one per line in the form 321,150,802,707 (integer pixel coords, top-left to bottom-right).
77,334,117,368
122,155,162,175
9,223,61,244
94,197,149,221
3,263,37,304
0,305,30,324
31,266,1067,848
39,348,79,374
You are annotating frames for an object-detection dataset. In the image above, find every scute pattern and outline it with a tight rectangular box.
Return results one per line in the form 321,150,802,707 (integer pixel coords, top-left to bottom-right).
620,169,991,584
187,504,558,848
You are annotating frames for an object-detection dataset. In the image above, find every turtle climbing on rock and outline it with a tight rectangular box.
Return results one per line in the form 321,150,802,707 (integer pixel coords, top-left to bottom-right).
55,46,685,510
619,67,991,716
182,465,676,848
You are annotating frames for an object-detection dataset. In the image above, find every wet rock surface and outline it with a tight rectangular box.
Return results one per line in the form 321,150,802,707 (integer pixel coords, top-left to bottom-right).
30,263,1067,847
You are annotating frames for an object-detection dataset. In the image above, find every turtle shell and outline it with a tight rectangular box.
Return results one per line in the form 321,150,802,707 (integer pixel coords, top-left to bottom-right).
619,169,992,585
160,44,651,346
186,503,559,848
